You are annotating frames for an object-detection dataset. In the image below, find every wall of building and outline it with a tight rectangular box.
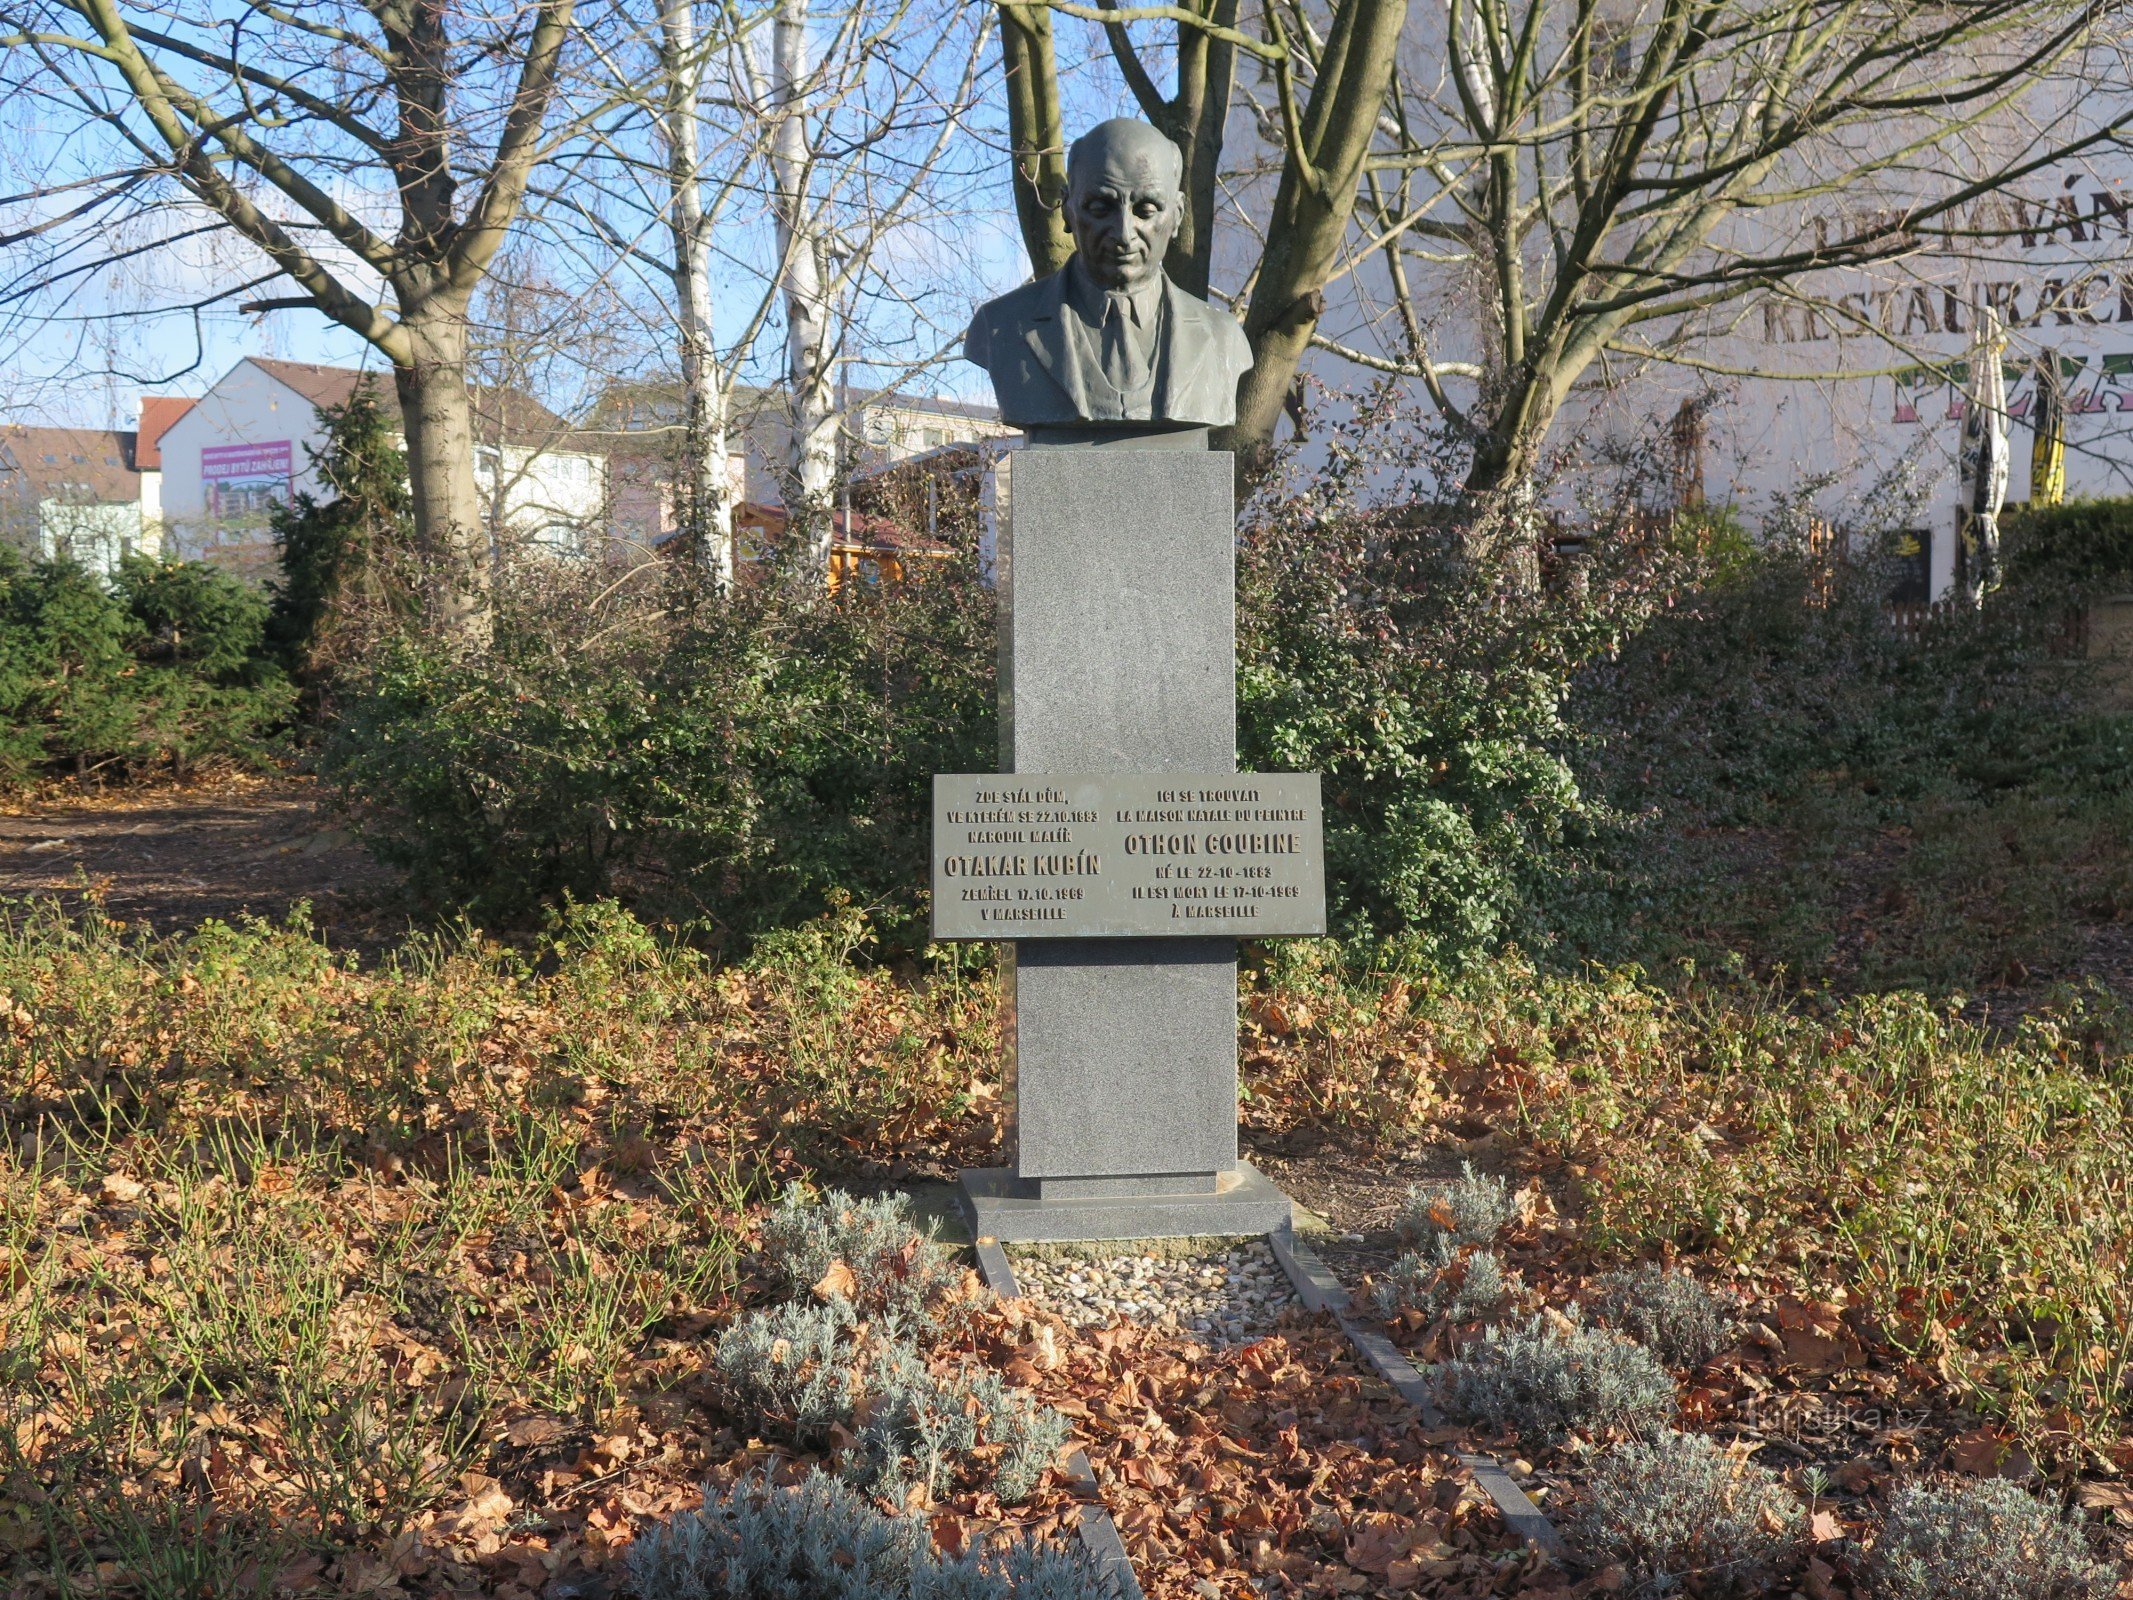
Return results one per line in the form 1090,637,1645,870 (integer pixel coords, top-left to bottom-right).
478,443,609,550
158,361,611,576
156,362,325,578
37,500,144,573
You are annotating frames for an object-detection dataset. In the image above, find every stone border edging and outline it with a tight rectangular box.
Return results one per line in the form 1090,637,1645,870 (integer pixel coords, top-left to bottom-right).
972,1237,1149,1600
1267,1224,1567,1559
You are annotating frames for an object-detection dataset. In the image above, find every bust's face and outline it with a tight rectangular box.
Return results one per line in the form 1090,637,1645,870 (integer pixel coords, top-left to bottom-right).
1064,135,1182,293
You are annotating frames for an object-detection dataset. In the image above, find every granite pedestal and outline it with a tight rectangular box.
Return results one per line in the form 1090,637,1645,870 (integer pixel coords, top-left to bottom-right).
959,429,1293,1242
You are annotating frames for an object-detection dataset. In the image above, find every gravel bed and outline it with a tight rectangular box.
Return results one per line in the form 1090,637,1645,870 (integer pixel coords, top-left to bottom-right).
1006,1239,1299,1349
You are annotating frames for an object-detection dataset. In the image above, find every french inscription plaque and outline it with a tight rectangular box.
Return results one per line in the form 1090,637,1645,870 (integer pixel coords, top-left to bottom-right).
931,772,1326,940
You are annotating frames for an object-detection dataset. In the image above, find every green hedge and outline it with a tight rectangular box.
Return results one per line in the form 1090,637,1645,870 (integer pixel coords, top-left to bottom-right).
0,551,292,788
320,562,996,947
2003,497,2133,588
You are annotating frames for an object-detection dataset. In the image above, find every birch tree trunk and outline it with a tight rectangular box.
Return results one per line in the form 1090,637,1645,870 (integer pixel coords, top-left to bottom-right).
767,0,841,580
659,0,734,586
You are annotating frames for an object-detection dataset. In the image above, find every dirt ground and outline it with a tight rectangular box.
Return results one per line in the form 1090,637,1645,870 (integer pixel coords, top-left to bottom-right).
0,771,398,945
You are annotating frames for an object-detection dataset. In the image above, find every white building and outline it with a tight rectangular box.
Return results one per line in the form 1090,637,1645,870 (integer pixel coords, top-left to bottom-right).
1205,43,2133,601
0,424,158,572
1668,162,2133,597
592,379,1009,548
157,358,608,578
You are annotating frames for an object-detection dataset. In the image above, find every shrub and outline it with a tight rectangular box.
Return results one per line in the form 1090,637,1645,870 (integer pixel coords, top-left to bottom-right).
2003,496,2133,590
1862,1477,2114,1600
1372,1238,1515,1325
626,1469,1117,1599
847,1343,1069,1506
1555,534,2133,988
0,550,288,787
321,552,993,942
1436,1313,1676,1445
1590,1265,1739,1368
1396,1162,1518,1250
757,1188,982,1337
1564,1429,1805,1593
1236,397,1685,970
715,1300,863,1443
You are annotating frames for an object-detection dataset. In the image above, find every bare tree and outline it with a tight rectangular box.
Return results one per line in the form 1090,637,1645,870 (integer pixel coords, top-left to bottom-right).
656,0,734,581
731,0,994,574
1351,0,2133,497
1,0,583,624
539,0,993,584
999,0,2133,493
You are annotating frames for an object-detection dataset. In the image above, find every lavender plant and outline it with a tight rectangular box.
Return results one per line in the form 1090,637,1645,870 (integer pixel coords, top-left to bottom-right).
1863,1478,2113,1600
1371,1236,1516,1325
1590,1264,1739,1368
1395,1162,1518,1250
1565,1429,1805,1593
628,1468,1117,1599
1436,1313,1676,1445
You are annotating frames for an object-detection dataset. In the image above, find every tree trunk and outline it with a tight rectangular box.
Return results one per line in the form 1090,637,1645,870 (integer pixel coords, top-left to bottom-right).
1163,0,1237,301
1459,357,1564,497
769,0,840,579
660,0,734,586
997,2,1072,277
393,307,484,631
1225,0,1410,461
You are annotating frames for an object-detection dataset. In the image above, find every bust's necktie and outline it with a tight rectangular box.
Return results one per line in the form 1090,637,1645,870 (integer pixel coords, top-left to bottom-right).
1101,295,1153,394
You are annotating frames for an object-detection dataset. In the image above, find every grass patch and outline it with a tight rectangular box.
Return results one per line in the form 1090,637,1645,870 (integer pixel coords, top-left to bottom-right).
0,893,1001,1594
1244,946,2133,1446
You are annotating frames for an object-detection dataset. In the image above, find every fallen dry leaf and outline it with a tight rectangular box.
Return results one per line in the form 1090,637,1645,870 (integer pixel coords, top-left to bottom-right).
96,1173,143,1205
811,1259,858,1301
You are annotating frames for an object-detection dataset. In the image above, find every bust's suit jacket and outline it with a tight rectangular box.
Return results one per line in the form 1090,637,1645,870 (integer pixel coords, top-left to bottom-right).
963,264,1254,428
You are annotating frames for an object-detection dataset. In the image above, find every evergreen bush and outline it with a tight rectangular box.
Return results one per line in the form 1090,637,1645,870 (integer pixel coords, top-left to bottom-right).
2002,496,2133,589
0,548,289,788
266,389,419,695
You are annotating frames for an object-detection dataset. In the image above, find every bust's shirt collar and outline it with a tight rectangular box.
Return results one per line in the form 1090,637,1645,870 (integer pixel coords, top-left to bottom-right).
1065,253,1163,329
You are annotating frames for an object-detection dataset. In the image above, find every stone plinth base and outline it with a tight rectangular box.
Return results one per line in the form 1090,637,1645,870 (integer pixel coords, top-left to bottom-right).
959,1163,1292,1243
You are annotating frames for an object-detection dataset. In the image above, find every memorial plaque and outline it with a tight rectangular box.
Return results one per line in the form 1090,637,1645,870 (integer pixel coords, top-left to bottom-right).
931,772,1326,941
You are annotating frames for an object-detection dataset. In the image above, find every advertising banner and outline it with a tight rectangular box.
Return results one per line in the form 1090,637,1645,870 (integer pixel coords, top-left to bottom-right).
202,441,292,517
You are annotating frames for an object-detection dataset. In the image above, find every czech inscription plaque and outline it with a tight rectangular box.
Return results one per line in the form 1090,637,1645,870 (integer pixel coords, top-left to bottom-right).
931,772,1326,940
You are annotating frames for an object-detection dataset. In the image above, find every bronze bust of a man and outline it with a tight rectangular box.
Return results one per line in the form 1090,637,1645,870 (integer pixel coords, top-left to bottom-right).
964,118,1252,429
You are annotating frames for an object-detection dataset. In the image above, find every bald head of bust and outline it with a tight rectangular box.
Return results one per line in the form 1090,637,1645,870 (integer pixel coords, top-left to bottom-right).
1063,118,1185,294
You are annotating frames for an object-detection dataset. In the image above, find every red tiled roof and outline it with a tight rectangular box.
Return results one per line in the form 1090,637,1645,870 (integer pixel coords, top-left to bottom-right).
247,358,576,445
248,358,392,413
0,425,141,504
134,395,195,470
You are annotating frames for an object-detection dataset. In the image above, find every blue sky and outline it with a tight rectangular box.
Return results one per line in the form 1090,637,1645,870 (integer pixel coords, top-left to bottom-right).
0,1,1146,432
